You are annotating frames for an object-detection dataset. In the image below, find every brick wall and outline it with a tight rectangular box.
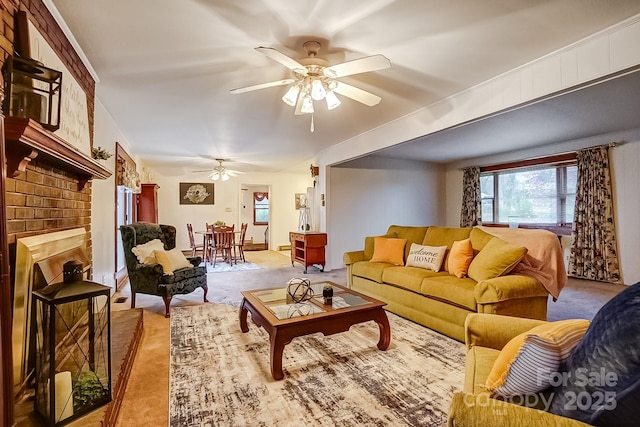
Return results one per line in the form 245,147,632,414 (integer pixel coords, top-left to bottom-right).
5,159,91,245
1,1,96,262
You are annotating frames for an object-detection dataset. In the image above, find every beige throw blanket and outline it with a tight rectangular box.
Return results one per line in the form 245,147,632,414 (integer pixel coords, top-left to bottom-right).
478,226,567,299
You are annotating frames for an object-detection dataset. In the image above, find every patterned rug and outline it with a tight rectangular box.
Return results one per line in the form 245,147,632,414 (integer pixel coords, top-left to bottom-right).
205,261,261,273
169,303,465,426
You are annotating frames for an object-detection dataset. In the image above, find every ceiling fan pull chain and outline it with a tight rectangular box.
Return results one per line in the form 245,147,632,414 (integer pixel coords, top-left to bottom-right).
310,114,314,132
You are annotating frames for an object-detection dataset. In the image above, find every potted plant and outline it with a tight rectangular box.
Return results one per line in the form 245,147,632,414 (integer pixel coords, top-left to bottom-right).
214,220,226,226
91,146,112,164
73,371,108,412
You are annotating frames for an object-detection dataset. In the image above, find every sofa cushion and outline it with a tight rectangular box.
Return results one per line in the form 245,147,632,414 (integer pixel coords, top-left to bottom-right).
467,237,527,282
405,243,447,271
352,261,389,283
422,226,472,248
386,225,429,259
550,282,640,426
370,237,406,265
469,227,496,252
448,238,475,278
364,232,397,260
381,266,447,294
466,345,500,395
486,319,590,397
420,276,477,311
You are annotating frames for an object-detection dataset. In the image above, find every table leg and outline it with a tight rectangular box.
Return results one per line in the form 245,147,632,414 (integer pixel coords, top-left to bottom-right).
270,331,286,380
374,309,391,350
203,235,209,266
239,298,249,333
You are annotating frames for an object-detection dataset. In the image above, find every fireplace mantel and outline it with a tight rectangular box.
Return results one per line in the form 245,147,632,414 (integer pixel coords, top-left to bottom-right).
4,117,111,189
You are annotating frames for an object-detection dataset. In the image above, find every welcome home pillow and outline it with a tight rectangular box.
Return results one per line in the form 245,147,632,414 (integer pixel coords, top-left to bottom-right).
131,239,165,264
154,247,192,274
370,237,406,265
405,243,447,271
486,319,590,397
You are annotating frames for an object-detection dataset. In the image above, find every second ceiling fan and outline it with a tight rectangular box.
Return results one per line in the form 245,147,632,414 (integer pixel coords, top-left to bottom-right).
231,41,391,131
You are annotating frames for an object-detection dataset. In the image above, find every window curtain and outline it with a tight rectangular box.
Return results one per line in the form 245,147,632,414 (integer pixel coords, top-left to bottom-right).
568,145,620,282
253,192,268,201
460,166,481,227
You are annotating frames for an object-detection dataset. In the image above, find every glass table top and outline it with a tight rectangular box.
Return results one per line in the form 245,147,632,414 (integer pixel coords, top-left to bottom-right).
249,282,372,320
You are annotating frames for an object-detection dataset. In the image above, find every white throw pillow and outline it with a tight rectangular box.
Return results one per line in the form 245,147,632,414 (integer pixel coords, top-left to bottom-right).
131,239,165,264
405,243,447,271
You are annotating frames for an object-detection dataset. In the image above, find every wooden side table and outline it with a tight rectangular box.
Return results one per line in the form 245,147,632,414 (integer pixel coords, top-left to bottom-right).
289,232,327,273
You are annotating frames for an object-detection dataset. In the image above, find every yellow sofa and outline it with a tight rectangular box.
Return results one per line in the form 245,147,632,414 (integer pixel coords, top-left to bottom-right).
446,314,590,426
343,225,550,342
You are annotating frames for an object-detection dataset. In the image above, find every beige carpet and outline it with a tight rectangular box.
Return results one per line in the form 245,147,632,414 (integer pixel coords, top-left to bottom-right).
170,303,464,426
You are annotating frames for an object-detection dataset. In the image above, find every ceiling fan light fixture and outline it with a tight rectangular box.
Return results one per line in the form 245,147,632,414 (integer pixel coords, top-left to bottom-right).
282,85,300,106
310,79,326,101
301,95,314,114
325,91,341,110
211,171,220,181
221,172,230,181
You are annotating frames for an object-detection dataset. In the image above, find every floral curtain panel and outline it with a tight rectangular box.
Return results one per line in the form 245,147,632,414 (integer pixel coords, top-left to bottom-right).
460,166,481,227
569,146,621,282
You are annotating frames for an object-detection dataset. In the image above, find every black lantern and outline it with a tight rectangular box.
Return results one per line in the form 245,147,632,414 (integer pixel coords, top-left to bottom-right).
3,55,62,131
32,281,111,426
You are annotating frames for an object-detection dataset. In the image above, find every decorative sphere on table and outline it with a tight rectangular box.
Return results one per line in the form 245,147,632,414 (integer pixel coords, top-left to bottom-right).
286,278,313,303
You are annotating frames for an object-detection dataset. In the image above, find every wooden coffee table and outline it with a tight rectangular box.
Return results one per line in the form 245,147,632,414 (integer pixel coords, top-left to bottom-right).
239,281,391,380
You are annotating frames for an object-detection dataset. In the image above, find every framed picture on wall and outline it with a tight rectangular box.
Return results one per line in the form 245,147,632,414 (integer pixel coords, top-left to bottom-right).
180,183,214,205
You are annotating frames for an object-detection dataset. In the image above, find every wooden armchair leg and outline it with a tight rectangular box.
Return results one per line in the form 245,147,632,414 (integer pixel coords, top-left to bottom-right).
162,294,172,318
131,292,136,309
203,284,209,302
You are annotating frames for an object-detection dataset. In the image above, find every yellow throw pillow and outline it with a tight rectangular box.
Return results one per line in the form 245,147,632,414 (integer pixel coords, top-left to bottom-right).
370,237,406,266
467,237,527,281
447,238,474,278
131,239,165,264
405,243,447,271
486,319,590,397
154,247,193,274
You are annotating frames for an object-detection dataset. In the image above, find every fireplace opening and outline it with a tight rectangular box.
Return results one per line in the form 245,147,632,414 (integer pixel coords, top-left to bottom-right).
12,228,91,396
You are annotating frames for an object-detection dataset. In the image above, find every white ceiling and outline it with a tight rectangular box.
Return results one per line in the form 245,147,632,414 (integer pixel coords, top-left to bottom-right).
51,0,640,173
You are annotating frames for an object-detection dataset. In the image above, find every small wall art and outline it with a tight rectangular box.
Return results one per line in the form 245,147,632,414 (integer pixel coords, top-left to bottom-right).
180,183,214,205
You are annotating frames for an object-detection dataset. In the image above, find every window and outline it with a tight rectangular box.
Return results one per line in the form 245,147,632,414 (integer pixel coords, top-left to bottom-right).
480,155,577,231
253,192,269,225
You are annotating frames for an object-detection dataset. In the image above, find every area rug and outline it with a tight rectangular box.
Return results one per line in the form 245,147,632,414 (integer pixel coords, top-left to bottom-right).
169,303,465,426
206,261,261,273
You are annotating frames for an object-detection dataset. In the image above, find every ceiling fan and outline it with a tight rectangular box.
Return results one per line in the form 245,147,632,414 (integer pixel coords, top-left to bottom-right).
230,40,391,131
193,159,243,181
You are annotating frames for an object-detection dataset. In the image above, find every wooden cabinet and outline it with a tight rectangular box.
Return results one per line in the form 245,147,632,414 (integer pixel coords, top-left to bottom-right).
289,232,327,273
137,183,159,223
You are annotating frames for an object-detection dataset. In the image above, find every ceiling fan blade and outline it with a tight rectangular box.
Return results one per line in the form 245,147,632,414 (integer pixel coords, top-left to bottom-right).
256,47,308,73
324,54,391,78
230,79,294,94
333,82,382,107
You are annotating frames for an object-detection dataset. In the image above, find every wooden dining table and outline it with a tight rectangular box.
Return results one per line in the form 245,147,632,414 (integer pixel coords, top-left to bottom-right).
195,230,241,266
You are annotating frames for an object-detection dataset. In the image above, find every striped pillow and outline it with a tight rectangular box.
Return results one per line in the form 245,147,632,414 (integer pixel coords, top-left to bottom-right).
486,319,590,397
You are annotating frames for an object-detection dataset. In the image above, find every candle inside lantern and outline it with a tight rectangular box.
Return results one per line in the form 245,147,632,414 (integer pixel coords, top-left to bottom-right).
55,371,74,421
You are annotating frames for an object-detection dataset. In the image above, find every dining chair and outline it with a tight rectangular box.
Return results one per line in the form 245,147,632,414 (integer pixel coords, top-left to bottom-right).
211,224,235,267
186,223,205,258
234,223,248,263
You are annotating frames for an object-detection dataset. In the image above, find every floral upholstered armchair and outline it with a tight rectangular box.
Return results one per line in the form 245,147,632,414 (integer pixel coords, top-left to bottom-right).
120,222,208,317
